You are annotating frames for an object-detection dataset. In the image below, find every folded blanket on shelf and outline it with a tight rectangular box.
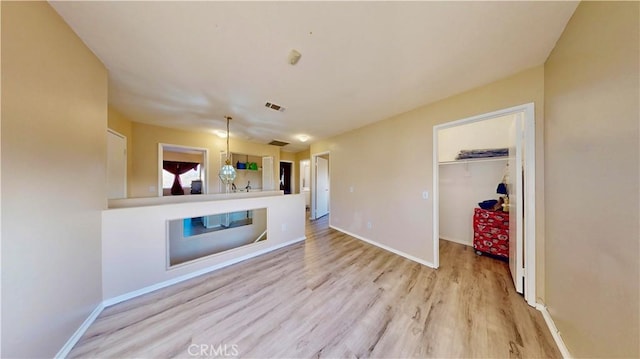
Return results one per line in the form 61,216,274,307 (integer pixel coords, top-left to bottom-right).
456,148,508,160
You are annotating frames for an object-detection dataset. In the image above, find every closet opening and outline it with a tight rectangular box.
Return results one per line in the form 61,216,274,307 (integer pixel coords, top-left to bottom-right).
432,103,536,307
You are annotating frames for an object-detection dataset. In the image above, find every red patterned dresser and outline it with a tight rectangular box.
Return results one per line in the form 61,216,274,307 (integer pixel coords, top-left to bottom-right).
473,208,509,258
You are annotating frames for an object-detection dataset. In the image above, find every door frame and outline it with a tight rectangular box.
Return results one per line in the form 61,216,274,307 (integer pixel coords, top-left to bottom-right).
310,151,330,220
432,103,536,306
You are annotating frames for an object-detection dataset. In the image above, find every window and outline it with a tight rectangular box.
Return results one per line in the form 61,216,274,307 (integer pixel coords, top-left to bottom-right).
162,164,201,189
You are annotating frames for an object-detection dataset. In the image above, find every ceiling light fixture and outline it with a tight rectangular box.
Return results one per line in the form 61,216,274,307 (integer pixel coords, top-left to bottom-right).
298,135,309,143
218,116,236,190
214,130,228,138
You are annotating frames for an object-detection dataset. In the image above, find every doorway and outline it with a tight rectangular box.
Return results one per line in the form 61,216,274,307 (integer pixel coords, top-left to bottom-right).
433,103,536,306
279,161,293,194
300,159,311,209
311,152,330,219
158,143,208,196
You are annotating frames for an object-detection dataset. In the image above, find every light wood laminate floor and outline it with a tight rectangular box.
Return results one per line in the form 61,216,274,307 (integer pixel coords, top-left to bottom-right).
69,215,560,358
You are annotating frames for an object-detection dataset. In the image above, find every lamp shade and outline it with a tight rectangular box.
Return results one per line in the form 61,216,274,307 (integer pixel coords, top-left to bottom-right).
496,182,508,195
219,163,236,185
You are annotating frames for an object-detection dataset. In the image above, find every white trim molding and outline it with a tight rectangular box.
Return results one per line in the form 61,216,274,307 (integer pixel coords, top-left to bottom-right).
56,236,305,358
55,303,104,358
536,303,572,359
438,235,472,247
104,236,306,307
330,225,435,269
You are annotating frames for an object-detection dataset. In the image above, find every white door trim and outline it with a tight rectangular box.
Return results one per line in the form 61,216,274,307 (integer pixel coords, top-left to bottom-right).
432,103,536,306
107,128,126,138
508,113,525,294
310,151,330,220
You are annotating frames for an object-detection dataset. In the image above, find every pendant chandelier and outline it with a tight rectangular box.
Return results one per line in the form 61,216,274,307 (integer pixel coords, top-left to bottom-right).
219,116,236,187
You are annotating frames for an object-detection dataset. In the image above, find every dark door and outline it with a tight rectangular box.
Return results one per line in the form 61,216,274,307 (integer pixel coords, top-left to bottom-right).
279,162,292,194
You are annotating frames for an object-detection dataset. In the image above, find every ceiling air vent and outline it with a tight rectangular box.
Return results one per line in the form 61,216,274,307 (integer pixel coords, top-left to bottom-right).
265,102,286,112
268,140,289,147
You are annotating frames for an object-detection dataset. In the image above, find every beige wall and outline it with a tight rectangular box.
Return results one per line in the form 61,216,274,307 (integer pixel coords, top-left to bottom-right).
108,106,133,197
280,151,296,162
130,122,280,198
1,2,107,358
544,2,639,357
295,149,310,162
163,151,203,163
311,66,546,296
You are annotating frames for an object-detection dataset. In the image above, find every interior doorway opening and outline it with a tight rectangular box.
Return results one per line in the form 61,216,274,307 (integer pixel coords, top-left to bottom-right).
158,143,208,197
311,152,330,220
433,103,536,307
279,161,293,194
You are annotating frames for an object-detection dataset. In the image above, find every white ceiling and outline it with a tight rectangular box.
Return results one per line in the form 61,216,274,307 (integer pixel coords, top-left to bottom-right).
50,1,578,153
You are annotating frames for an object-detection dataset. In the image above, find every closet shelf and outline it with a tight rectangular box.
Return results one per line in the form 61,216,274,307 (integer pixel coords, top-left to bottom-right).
439,157,509,166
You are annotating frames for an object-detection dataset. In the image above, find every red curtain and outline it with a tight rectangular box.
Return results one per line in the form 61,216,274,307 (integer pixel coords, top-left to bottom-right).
163,161,199,195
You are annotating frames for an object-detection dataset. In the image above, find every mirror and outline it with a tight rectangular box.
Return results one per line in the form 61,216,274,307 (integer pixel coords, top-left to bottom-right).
167,208,267,267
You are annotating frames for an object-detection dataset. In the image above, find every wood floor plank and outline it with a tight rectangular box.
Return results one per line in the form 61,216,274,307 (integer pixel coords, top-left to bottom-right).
68,214,561,358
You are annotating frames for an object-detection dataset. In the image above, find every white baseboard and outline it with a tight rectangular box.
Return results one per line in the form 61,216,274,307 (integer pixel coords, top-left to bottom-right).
57,236,305,358
330,225,435,268
536,303,572,359
103,236,306,307
439,235,473,247
55,302,104,359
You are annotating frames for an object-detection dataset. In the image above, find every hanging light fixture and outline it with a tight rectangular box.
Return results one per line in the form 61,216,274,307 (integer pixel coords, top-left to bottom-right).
219,116,236,189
